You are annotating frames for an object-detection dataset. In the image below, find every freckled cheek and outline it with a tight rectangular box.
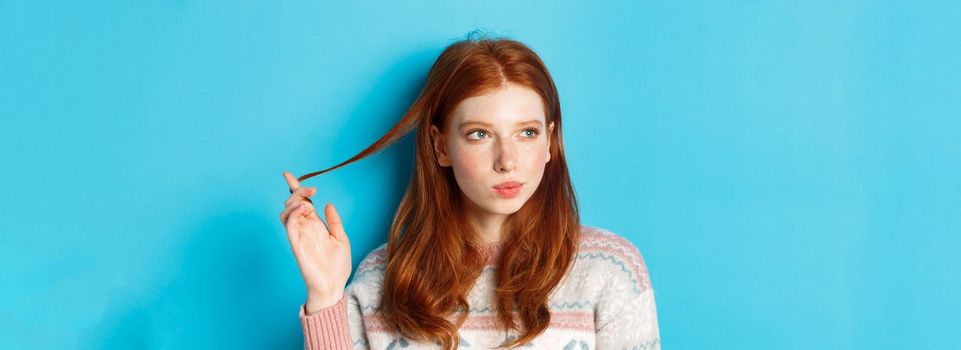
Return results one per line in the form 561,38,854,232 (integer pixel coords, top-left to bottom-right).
534,145,550,163
450,149,489,183
522,143,551,168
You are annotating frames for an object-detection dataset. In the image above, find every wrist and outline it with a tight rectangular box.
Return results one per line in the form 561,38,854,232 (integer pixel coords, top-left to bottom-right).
305,290,344,314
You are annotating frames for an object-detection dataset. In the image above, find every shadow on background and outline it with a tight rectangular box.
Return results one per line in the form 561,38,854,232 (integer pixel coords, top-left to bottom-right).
82,47,436,349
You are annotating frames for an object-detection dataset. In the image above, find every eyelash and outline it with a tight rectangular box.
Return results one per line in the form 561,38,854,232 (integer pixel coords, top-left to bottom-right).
466,128,540,140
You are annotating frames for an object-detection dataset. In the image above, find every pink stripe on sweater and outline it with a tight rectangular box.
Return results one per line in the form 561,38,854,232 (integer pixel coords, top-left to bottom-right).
361,311,595,333
580,229,651,291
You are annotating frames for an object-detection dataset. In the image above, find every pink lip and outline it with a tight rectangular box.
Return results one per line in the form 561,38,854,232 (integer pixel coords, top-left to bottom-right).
493,181,522,189
492,182,523,198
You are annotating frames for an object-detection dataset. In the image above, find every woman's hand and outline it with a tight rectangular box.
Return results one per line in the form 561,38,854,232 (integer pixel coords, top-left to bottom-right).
280,171,352,312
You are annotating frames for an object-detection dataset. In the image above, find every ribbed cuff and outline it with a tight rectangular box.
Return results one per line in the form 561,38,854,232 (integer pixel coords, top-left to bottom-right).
299,294,351,349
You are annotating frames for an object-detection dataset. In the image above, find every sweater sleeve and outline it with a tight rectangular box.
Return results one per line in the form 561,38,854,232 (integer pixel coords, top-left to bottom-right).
595,287,661,349
299,287,369,350
593,235,661,349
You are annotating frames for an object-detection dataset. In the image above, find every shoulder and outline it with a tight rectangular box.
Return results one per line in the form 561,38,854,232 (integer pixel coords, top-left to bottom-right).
576,225,653,293
344,243,389,316
350,242,389,285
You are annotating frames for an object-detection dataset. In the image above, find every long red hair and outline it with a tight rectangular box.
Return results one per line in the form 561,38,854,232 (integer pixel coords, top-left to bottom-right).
296,34,580,349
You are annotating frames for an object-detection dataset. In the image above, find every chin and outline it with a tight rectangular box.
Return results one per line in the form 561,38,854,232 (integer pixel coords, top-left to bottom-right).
483,197,528,215
462,189,532,216
488,205,523,215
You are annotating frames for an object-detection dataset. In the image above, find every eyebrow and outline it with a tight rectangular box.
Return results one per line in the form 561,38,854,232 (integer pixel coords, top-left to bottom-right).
459,120,544,129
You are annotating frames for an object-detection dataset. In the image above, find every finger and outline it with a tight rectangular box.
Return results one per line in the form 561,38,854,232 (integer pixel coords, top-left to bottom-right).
285,202,316,228
284,186,316,207
279,204,296,224
284,202,304,227
283,203,304,241
284,203,314,243
281,199,317,224
303,201,319,220
324,202,348,242
283,171,302,192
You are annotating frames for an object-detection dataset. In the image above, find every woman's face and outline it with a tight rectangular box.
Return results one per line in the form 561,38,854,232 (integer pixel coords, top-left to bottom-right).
430,83,555,218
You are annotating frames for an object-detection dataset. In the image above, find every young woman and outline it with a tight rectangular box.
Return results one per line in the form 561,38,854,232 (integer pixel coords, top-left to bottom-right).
279,35,660,349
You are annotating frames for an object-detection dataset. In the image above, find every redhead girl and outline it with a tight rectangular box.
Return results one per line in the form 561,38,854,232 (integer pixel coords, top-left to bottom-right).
279,35,660,349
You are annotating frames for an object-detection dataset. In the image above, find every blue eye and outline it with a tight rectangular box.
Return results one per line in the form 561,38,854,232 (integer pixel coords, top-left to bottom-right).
466,129,488,140
466,128,540,140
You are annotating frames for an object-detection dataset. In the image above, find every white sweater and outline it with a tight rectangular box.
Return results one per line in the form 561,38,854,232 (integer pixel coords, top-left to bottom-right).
299,226,661,349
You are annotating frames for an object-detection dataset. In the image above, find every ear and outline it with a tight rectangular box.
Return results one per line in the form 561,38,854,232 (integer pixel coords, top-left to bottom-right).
430,125,452,167
546,121,555,163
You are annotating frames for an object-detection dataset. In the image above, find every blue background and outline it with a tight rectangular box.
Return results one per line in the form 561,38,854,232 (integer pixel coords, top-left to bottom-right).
2,1,959,349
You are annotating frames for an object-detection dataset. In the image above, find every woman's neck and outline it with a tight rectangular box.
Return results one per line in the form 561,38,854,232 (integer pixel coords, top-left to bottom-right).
468,214,507,243
481,240,506,265
463,202,509,244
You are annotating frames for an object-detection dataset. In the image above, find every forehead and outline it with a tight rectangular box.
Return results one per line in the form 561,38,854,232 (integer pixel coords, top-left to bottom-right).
448,84,546,129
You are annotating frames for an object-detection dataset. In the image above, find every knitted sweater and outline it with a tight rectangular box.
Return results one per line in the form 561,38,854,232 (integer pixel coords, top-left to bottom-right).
298,226,661,349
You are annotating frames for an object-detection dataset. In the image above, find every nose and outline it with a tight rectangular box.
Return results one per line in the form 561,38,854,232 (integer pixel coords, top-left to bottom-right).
493,139,516,173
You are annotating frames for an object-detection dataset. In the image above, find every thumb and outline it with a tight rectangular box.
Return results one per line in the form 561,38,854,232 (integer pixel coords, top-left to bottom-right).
324,202,349,242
